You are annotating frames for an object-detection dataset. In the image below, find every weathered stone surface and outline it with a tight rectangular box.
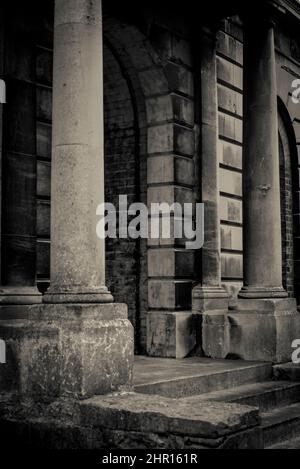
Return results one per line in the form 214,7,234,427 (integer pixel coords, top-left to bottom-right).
148,280,192,310
80,392,259,438
229,299,300,363
147,124,194,156
43,0,113,305
147,311,197,359
202,312,230,359
0,417,262,449
165,62,194,97
0,303,134,400
0,320,60,399
192,286,229,314
133,356,272,398
147,154,194,186
148,249,194,278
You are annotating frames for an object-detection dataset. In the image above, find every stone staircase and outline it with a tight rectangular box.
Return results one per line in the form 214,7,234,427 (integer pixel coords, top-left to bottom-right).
2,357,300,449
134,359,300,449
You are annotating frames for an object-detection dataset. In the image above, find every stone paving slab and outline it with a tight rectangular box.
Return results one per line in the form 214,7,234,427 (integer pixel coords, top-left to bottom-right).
80,392,259,439
133,356,271,386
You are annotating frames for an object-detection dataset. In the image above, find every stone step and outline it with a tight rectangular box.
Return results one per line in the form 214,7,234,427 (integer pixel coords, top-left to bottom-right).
79,392,262,449
262,402,300,448
273,362,300,382
182,381,300,412
134,359,273,398
268,435,300,449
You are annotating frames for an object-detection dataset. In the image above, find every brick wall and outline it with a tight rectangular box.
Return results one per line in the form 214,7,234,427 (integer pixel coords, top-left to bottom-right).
279,113,295,297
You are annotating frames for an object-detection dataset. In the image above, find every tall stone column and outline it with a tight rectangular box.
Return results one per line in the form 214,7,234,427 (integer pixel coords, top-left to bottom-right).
0,0,133,401
0,1,41,307
43,0,112,304
230,12,300,363
239,17,286,299
192,26,229,359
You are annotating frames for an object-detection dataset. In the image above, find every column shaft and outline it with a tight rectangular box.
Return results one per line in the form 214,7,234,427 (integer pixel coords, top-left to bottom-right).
44,0,112,304
239,17,286,298
0,4,41,305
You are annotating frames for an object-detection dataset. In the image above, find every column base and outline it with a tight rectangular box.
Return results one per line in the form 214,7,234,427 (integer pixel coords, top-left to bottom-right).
202,311,230,359
238,286,288,299
0,286,42,305
192,285,229,313
229,298,300,363
146,311,200,359
0,303,134,401
192,285,230,359
43,286,113,304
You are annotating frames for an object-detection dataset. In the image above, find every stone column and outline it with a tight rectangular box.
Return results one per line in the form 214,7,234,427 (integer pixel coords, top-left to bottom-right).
230,13,300,363
239,17,286,299
192,26,229,359
0,0,133,400
0,2,41,307
43,0,112,304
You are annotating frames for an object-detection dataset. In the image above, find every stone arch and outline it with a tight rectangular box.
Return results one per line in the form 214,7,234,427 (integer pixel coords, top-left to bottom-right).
278,98,300,305
102,16,197,357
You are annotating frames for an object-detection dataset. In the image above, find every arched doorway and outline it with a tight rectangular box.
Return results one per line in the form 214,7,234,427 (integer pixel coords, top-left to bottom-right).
278,108,300,305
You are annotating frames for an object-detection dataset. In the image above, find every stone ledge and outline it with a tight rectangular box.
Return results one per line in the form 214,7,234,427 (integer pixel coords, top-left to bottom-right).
0,392,262,449
80,392,260,439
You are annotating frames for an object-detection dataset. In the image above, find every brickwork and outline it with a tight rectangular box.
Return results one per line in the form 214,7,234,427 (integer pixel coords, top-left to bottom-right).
279,113,295,297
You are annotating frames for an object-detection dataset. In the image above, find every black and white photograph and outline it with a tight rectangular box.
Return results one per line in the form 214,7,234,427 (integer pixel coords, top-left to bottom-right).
0,0,300,454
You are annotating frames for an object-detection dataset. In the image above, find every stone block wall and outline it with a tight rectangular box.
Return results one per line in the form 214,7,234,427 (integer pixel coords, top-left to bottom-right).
145,17,198,358
217,16,244,304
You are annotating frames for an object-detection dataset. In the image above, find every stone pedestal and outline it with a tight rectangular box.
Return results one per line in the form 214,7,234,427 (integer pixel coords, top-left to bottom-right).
147,311,199,359
229,299,300,363
0,304,133,400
